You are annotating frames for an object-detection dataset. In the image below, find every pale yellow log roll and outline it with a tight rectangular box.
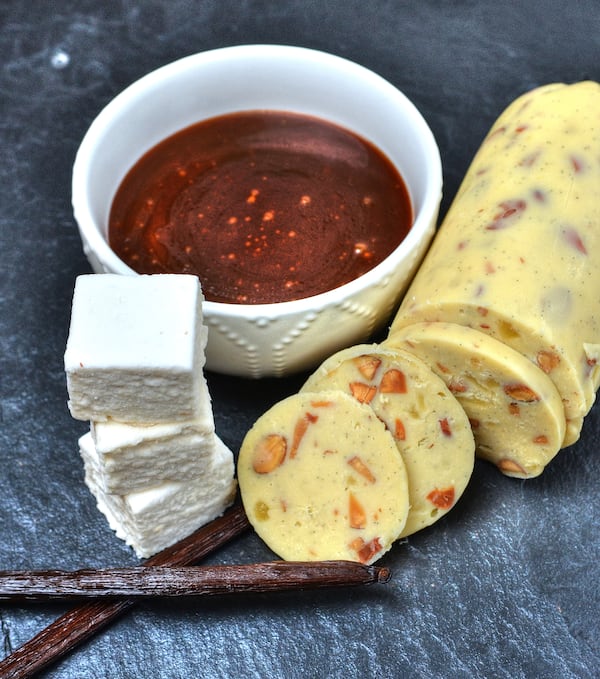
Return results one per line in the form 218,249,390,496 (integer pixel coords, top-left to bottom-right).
390,81,600,446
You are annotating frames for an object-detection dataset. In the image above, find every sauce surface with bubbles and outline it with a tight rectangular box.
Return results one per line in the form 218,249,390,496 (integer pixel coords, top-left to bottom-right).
109,111,413,304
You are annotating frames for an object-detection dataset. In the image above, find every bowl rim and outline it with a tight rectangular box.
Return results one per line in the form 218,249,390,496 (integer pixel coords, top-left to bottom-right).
72,43,443,319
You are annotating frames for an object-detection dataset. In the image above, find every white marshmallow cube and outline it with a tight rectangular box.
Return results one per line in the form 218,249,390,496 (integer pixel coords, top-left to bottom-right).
80,432,237,558
64,274,206,423
90,416,216,495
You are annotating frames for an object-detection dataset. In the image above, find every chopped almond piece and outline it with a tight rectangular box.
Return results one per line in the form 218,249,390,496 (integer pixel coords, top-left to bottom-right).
349,493,367,529
349,537,365,552
379,368,407,393
349,381,377,404
426,486,455,510
503,383,540,402
253,434,287,474
439,418,452,437
348,456,376,483
497,458,527,475
394,417,406,440
353,354,382,380
356,537,383,564
448,379,468,393
536,349,560,374
289,413,316,458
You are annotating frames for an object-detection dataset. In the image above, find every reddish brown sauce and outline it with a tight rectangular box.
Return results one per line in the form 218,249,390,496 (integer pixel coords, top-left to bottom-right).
109,111,413,304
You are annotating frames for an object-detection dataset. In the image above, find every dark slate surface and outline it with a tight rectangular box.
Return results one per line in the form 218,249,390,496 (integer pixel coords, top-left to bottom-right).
1,1,599,677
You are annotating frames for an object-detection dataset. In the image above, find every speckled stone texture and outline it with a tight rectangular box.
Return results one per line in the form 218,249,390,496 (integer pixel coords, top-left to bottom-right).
1,1,599,677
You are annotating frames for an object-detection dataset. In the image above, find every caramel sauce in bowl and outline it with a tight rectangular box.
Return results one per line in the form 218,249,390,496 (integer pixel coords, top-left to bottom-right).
72,45,442,378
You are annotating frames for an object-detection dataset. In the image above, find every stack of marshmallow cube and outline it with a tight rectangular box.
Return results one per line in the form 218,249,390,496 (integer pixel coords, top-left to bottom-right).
64,274,236,558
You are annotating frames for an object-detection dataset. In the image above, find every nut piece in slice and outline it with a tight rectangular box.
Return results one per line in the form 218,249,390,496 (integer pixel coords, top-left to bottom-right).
385,322,566,478
237,391,409,564
302,344,475,537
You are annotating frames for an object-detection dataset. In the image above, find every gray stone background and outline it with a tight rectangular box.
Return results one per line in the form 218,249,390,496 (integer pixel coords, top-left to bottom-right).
0,1,598,677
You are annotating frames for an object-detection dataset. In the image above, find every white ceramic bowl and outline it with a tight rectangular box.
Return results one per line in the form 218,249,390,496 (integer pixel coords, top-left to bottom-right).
72,44,442,378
